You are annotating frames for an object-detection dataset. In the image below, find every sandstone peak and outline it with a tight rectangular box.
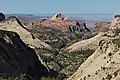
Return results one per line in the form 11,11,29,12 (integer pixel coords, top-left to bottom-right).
50,13,68,21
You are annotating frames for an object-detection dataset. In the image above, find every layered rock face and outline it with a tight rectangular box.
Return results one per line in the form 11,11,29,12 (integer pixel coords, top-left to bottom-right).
40,20,75,32
0,16,57,53
93,22,111,32
0,30,50,77
93,15,120,33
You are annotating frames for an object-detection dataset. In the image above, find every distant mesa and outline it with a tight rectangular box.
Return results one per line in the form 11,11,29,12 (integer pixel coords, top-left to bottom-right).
0,12,5,22
50,13,68,21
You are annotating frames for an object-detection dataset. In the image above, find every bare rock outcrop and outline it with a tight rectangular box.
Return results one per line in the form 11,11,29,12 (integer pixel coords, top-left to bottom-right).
0,16,57,53
65,15,120,53
65,32,109,53
68,16,120,80
68,32,120,80
0,30,51,78
50,13,68,21
93,15,120,33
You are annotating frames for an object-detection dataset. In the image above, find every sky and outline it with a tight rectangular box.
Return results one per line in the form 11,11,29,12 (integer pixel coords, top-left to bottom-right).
0,0,120,14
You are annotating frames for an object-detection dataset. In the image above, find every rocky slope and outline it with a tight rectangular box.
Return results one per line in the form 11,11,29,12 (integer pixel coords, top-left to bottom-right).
65,32,109,53
0,16,57,53
0,30,51,78
29,25,95,77
68,15,120,80
40,20,75,32
0,15,96,78
68,31,120,80
93,22,111,32
65,16,120,53
19,14,99,77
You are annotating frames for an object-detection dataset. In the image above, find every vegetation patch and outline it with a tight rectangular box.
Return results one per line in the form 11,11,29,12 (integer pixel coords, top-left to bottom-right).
0,76,27,80
112,37,120,48
39,49,95,77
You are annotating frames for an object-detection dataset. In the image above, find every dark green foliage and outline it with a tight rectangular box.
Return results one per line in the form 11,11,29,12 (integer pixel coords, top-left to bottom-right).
7,16,16,19
0,29,10,34
0,74,64,80
0,76,27,80
40,49,95,77
112,36,120,48
114,15,120,18
0,13,5,22
41,74,64,80
115,25,120,36
0,30,15,38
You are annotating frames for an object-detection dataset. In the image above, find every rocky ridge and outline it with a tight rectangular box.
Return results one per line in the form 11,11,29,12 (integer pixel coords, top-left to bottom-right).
0,16,57,53
68,15,120,80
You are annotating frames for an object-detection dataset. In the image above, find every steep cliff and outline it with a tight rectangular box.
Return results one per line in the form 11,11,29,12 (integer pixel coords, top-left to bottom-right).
0,16,57,53
0,30,50,78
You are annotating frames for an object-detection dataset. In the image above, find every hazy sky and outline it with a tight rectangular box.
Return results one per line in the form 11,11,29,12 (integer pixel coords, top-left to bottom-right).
0,0,120,14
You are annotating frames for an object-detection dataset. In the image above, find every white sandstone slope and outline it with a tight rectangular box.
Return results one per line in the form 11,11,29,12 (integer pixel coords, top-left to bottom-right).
67,15,120,80
65,32,110,53
68,32,120,80
0,17,56,53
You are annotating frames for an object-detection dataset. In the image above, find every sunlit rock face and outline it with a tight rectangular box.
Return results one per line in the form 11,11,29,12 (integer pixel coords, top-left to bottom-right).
110,15,120,30
68,31,120,80
0,16,57,53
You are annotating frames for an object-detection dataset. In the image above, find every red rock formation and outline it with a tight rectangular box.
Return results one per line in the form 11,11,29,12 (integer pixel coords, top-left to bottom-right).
93,22,111,32
40,19,76,32
18,15,87,32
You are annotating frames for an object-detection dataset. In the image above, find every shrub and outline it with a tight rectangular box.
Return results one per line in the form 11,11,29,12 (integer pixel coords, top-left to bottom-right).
0,13,5,22
41,74,63,80
0,76,27,80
